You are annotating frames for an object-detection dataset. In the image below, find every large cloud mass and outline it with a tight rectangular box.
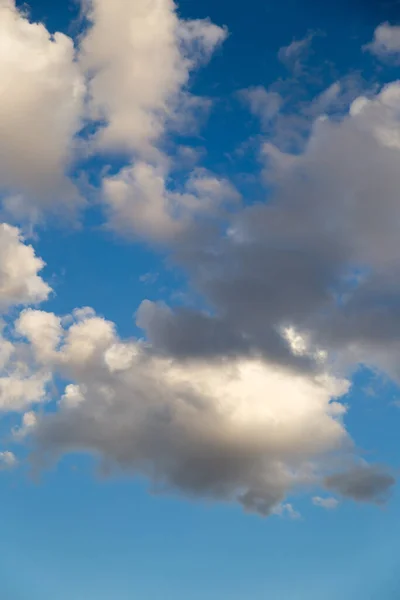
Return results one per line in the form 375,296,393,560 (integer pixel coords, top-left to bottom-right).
16,308,352,515
137,81,400,387
0,10,398,517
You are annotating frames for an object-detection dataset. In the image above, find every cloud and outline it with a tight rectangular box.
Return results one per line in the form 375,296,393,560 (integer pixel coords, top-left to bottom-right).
80,0,227,157
277,32,315,75
239,86,282,129
102,163,240,243
0,0,227,232
324,465,395,504
16,309,62,362
0,451,18,470
312,496,339,510
78,0,228,240
0,224,51,310
0,2,398,519
0,224,53,413
365,22,400,59
0,370,51,413
132,81,400,388
12,307,354,517
0,0,85,221
13,410,38,440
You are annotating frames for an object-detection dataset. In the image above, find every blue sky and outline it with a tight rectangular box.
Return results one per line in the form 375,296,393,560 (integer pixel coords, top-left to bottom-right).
1,0,400,598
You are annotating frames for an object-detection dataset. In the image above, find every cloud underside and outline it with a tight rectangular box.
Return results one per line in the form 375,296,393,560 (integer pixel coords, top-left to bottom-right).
0,2,398,516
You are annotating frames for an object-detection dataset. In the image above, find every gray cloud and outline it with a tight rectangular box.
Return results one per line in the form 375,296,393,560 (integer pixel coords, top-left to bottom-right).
16,309,350,517
325,465,395,504
135,83,400,390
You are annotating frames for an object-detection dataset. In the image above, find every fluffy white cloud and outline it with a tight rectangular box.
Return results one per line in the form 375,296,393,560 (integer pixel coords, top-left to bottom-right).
80,0,227,157
0,371,50,412
0,224,53,413
102,162,240,242
77,0,229,241
16,309,62,362
0,0,227,231
0,0,85,220
365,22,400,59
0,224,50,310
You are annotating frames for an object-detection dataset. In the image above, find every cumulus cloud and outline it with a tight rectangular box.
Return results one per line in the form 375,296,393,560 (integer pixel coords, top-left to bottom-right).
0,2,398,518
10,307,354,516
0,224,53,413
0,371,51,413
132,81,400,391
0,224,51,310
80,0,227,157
102,163,240,243
0,0,227,231
365,22,400,59
0,0,85,221
77,0,229,239
16,309,62,362
325,465,395,504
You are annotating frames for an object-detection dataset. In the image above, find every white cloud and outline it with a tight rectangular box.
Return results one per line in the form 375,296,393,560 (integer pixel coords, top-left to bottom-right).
312,496,339,510
13,410,38,440
80,0,227,158
365,22,400,59
0,372,51,413
60,384,85,409
78,0,228,241
0,224,54,413
0,450,18,470
0,0,85,221
102,162,240,242
16,309,62,362
0,224,51,310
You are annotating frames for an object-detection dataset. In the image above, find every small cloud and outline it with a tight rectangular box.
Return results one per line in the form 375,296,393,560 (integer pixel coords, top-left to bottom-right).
278,32,315,74
13,411,37,440
312,496,339,510
276,502,302,520
364,22,400,60
140,272,159,285
0,451,18,470
324,464,395,505
238,86,282,129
